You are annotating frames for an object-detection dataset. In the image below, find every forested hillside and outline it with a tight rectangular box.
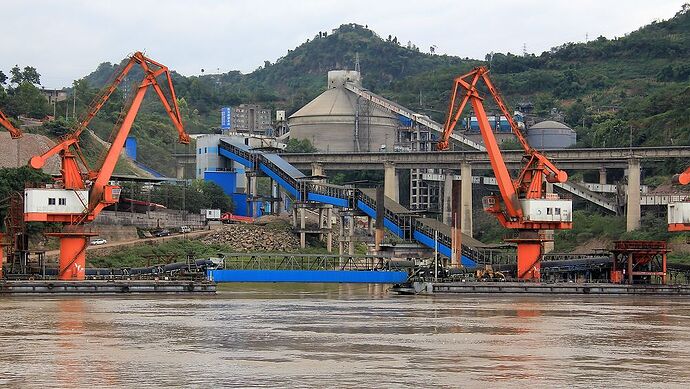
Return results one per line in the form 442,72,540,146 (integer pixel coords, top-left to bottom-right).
3,4,689,176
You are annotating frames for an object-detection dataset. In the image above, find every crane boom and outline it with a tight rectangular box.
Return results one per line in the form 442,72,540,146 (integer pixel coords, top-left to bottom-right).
438,66,573,280
0,108,22,139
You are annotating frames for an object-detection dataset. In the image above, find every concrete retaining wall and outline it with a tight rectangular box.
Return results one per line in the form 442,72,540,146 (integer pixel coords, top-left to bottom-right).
93,210,206,229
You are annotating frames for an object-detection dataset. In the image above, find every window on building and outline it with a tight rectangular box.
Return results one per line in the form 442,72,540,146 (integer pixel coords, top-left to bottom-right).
546,208,552,215
555,208,561,215
59,198,66,205
204,147,208,153
48,198,56,205
198,148,201,154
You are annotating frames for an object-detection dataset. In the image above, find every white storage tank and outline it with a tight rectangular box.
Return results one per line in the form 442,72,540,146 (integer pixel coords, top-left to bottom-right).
527,120,576,149
288,70,398,152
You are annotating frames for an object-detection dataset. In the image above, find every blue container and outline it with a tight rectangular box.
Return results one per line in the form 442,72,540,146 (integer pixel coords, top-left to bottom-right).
125,137,137,160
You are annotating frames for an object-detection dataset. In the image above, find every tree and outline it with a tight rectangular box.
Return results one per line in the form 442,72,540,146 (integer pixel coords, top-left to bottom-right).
22,66,41,85
0,70,6,85
284,138,317,153
9,65,22,85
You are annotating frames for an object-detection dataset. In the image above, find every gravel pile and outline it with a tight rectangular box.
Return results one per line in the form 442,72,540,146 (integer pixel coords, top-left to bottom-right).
202,223,300,252
0,132,60,173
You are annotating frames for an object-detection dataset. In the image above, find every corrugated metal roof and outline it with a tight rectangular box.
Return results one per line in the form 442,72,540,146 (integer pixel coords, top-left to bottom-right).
262,153,306,179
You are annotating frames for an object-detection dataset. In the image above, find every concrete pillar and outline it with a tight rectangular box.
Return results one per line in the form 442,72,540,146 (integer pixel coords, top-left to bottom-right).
348,215,355,255
338,214,345,257
443,170,453,225
326,207,333,253
460,162,473,237
626,158,641,232
299,207,306,249
599,167,607,185
383,162,399,202
176,164,185,180
311,162,324,177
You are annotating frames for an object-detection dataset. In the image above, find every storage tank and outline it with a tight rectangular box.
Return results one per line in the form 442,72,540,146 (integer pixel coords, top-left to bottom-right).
527,120,576,149
288,70,398,152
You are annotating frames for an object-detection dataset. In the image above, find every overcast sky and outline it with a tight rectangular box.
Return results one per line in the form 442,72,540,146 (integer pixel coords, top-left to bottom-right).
1,0,686,88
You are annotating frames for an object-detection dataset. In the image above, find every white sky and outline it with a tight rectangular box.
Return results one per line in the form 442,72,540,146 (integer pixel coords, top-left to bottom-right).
1,0,686,88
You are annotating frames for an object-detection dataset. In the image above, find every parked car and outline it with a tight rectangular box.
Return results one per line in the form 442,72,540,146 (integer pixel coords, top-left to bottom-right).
152,229,170,237
180,225,191,233
90,238,107,245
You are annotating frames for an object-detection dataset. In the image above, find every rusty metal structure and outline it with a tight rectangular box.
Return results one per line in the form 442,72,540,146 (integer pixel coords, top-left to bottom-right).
610,240,669,284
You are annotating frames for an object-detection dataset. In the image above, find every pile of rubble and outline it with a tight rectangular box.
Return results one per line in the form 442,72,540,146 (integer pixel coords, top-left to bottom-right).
201,223,300,252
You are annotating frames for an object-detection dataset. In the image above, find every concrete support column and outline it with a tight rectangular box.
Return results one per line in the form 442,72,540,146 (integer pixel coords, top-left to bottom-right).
443,170,453,225
384,162,399,202
599,167,607,185
338,214,345,257
626,158,641,232
311,162,324,178
348,215,355,255
460,162,473,237
299,207,306,249
326,207,333,253
176,164,185,180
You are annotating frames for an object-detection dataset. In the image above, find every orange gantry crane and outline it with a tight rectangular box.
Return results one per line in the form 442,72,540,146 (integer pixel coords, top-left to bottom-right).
25,51,190,280
0,108,22,139
667,167,690,232
438,66,572,280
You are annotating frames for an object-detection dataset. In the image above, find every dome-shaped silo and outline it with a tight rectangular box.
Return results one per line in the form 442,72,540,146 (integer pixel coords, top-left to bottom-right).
527,120,576,149
288,70,398,152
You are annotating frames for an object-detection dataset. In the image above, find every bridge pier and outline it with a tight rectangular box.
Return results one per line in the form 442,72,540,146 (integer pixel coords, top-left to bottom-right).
460,162,473,237
599,167,607,185
246,171,259,218
443,169,454,225
311,162,324,178
176,164,185,180
626,158,641,231
384,162,399,202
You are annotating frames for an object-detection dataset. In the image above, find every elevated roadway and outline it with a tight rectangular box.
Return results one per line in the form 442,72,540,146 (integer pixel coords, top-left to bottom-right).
280,146,690,170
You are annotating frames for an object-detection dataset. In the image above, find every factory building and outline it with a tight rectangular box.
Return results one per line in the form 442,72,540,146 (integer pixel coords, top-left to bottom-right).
288,70,398,152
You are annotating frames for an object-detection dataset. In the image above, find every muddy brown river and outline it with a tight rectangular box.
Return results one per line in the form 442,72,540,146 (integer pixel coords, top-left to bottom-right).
1,284,689,387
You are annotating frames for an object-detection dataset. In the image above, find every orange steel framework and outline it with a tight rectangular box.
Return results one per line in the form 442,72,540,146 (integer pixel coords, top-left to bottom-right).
610,240,668,284
26,51,190,280
437,66,572,280
668,167,690,232
0,108,22,139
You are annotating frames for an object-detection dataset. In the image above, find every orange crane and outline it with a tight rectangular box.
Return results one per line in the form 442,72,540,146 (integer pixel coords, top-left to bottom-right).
24,51,190,280
0,108,22,139
438,66,572,280
667,167,690,232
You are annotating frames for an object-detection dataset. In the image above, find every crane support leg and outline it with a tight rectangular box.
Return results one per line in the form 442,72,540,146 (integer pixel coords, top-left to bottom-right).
508,231,544,281
46,230,97,280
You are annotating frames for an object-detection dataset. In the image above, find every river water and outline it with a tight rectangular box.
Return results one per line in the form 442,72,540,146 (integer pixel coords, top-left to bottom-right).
1,284,689,388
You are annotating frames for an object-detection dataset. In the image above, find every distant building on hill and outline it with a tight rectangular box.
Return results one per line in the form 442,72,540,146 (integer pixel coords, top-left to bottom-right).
220,104,272,134
40,88,68,104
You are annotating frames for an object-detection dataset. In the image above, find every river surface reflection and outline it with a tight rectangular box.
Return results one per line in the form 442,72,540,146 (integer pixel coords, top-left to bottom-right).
1,283,689,387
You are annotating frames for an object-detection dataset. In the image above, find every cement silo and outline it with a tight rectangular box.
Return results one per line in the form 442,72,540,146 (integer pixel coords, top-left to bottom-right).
527,120,577,149
288,70,398,152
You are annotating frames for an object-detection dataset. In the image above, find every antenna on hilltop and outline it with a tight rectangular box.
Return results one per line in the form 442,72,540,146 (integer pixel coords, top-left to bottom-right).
522,43,527,57
355,52,361,73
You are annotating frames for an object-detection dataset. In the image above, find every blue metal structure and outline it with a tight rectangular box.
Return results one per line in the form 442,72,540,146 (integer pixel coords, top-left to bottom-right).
217,139,487,266
209,269,408,283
